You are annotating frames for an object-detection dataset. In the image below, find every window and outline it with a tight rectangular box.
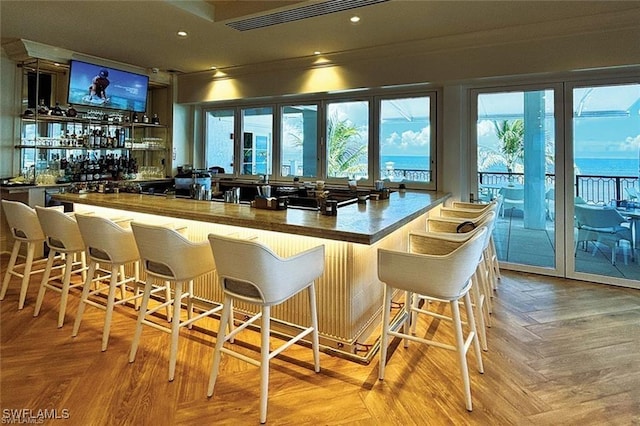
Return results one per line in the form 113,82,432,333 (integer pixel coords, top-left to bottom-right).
280,104,318,178
205,109,235,173
201,89,437,188
379,96,433,183
326,100,369,180
241,107,273,177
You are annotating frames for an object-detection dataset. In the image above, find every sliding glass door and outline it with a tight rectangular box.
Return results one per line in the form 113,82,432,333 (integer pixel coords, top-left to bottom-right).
569,82,640,286
472,86,561,275
472,79,640,288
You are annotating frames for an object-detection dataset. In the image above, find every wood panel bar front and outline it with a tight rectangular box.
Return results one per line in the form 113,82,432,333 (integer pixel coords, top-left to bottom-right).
54,190,449,360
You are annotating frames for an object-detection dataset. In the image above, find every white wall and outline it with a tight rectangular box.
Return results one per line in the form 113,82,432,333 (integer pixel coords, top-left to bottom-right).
175,14,640,200
0,49,19,178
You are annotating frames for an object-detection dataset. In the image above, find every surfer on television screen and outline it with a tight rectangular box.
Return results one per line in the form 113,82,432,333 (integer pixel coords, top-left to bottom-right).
88,69,110,102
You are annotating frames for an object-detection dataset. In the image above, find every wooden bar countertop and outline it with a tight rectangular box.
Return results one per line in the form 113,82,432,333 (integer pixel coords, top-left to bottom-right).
53,190,450,245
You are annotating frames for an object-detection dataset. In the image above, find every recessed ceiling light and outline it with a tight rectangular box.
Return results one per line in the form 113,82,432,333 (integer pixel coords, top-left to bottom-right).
177,30,188,37
314,51,321,55
350,16,360,24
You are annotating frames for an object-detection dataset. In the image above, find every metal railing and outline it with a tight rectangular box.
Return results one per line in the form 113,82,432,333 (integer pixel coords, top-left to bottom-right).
478,171,639,204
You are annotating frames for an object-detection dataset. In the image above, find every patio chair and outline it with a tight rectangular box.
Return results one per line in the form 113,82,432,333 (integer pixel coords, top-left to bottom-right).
499,186,524,218
624,187,638,201
574,204,634,265
545,188,555,220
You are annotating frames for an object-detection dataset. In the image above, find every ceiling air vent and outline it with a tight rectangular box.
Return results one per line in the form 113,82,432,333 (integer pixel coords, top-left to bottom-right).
226,0,390,32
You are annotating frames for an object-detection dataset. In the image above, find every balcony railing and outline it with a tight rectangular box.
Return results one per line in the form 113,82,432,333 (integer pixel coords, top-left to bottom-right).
478,171,639,204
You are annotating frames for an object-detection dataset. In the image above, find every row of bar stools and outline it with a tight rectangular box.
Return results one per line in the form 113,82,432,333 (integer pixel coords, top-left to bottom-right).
33,206,88,327
72,213,144,351
378,226,488,412
1,200,47,310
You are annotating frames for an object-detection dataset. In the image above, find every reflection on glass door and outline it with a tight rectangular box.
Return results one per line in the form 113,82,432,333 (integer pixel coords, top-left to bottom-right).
475,88,557,271
571,83,640,283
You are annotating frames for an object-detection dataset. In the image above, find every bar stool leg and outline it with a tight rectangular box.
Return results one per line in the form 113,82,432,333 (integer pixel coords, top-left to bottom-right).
80,251,87,283
129,277,154,363
1,241,21,300
308,283,320,372
187,280,194,329
57,254,74,328
470,274,488,351
119,265,126,301
164,281,172,322
259,305,271,424
465,291,484,374
18,242,37,310
208,295,232,397
101,265,120,352
451,299,472,412
378,284,393,380
73,261,97,337
34,249,56,317
168,281,183,382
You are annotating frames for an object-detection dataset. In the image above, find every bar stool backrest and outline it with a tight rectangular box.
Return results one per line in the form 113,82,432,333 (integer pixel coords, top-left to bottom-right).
1,200,44,242
131,222,214,281
35,206,84,252
75,213,139,264
378,226,487,300
208,234,325,306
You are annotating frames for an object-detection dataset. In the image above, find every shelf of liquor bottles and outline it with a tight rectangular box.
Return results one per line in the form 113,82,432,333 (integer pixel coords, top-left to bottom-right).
19,114,167,150
18,113,168,184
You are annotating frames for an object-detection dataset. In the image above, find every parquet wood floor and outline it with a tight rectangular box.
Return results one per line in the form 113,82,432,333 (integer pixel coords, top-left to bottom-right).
1,256,639,425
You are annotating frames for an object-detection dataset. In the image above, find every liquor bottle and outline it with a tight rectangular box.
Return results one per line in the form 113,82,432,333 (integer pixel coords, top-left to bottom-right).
66,105,77,117
37,99,49,115
51,102,64,116
142,114,149,124
152,113,160,124
132,113,139,123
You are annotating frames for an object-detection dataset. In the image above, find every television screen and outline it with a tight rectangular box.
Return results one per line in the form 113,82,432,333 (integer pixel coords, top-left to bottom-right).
67,60,149,113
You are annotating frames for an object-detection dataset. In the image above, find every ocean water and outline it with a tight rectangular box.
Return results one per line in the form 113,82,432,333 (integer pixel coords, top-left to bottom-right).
381,155,640,177
574,158,639,177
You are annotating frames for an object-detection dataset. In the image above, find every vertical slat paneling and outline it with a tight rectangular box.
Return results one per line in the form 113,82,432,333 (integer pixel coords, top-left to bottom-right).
74,204,429,346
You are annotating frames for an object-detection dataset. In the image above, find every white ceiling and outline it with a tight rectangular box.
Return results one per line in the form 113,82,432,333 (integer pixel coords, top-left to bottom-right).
2,0,639,75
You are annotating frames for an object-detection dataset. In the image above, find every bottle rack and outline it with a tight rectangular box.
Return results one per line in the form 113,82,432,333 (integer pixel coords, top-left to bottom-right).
18,114,168,184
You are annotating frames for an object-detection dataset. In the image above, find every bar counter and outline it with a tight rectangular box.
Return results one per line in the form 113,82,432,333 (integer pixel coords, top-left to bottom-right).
53,189,450,360
53,190,449,244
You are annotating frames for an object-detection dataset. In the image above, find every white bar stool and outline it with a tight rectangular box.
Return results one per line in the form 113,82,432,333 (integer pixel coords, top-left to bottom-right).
449,197,503,287
72,213,144,351
34,206,88,327
378,227,487,412
409,216,494,351
128,222,229,382
1,200,46,310
207,234,324,424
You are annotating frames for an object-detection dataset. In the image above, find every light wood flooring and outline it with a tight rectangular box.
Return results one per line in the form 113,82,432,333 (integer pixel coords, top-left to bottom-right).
1,257,639,425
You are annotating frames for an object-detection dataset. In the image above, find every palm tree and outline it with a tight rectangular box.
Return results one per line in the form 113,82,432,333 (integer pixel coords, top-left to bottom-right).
326,115,367,178
494,119,525,176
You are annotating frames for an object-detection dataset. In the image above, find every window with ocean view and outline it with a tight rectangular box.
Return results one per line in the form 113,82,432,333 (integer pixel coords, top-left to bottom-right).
203,89,437,188
379,96,432,183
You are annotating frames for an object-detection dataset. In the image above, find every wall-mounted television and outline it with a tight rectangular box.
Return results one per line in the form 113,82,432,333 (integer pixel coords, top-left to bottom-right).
67,60,149,113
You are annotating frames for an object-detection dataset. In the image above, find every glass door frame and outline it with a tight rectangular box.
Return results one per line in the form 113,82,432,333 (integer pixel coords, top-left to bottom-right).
469,82,566,278
564,76,640,289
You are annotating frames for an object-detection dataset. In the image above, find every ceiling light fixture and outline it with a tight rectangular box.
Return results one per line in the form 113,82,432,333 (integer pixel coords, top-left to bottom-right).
314,51,321,55
350,15,360,23
177,30,188,37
